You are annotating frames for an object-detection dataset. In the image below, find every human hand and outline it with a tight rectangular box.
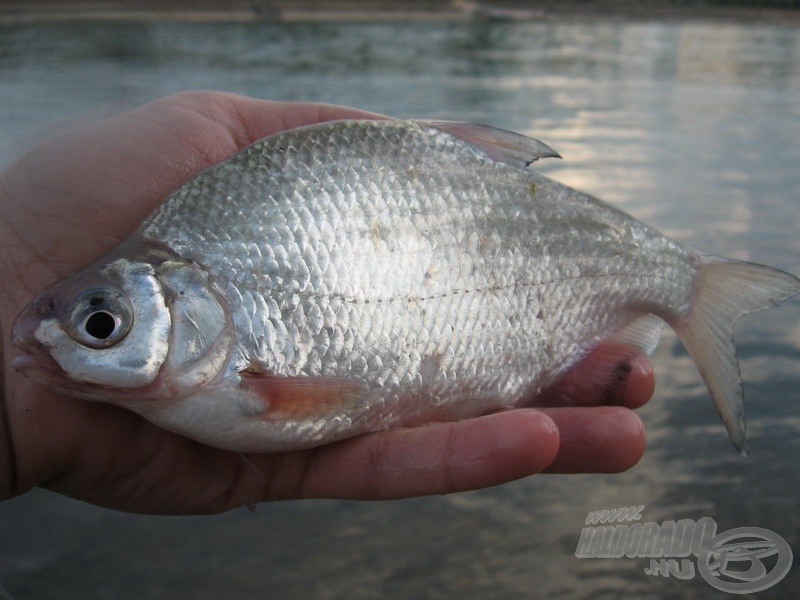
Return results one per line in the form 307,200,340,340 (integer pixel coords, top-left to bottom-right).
0,91,654,514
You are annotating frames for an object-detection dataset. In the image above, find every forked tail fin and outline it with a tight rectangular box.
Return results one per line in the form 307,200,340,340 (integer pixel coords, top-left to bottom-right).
673,252,800,455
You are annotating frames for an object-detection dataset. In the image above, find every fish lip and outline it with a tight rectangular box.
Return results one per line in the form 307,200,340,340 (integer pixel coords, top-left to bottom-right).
10,330,40,353
10,352,38,373
9,329,47,375
9,350,80,397
11,350,49,372
11,306,43,351
9,343,65,382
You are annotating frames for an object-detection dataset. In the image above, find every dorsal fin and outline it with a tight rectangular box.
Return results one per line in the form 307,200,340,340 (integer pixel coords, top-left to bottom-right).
420,120,561,167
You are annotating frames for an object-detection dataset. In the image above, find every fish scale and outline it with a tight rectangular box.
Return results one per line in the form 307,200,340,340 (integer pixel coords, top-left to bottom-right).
156,126,644,383
152,124,673,390
12,119,800,452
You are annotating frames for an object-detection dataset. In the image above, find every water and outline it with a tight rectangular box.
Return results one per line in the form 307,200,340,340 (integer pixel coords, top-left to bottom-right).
1,16,799,599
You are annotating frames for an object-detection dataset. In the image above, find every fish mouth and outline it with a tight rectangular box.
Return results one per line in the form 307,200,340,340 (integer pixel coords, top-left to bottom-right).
10,352,39,372
10,348,67,384
10,307,65,381
11,305,46,352
11,352,61,375
11,334,159,404
10,349,108,402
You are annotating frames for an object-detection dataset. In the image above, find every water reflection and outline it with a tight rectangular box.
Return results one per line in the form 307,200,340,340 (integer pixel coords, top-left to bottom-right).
676,23,800,88
0,17,799,600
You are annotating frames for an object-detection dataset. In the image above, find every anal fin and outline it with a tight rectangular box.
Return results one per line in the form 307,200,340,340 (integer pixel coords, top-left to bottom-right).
610,314,665,356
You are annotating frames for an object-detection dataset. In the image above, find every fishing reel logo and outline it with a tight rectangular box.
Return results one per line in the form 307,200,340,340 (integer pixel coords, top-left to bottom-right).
575,506,793,594
698,527,793,594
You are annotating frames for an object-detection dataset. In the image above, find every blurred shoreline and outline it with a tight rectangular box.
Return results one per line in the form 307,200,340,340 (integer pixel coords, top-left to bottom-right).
2,1,800,25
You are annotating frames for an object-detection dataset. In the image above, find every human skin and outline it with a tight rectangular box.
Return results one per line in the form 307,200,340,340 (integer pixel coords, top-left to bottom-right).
0,91,653,515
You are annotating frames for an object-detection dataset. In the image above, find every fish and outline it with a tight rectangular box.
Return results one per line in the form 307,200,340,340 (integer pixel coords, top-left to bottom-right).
11,119,800,453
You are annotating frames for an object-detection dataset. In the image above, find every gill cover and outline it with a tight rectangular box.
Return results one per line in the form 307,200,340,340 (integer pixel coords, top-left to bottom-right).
40,259,171,388
155,260,235,396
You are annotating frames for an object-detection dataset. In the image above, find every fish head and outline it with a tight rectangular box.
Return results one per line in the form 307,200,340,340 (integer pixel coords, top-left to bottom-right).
12,245,235,407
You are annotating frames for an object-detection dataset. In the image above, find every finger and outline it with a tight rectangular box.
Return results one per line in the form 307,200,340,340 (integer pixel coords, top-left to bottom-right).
154,91,386,150
1,92,380,297
542,407,646,474
532,344,655,409
229,96,387,140
277,409,559,501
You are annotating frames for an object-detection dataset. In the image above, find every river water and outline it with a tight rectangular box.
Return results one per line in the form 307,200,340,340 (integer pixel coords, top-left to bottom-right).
0,16,799,600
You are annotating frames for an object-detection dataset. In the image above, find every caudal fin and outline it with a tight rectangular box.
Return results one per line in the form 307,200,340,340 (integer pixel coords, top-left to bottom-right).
673,253,800,455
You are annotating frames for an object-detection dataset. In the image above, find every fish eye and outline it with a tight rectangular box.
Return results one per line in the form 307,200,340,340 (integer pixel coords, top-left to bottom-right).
67,288,133,349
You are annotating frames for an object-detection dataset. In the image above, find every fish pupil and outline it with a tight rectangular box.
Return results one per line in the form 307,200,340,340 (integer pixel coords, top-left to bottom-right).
84,311,116,340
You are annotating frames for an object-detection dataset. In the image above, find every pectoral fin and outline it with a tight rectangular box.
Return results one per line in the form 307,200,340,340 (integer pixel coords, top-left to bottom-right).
141,373,374,452
240,373,371,421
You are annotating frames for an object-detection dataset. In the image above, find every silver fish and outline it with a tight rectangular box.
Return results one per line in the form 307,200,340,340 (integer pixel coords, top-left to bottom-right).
11,119,800,453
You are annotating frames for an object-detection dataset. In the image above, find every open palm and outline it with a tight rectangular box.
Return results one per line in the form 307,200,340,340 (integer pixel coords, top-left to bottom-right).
0,91,653,514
